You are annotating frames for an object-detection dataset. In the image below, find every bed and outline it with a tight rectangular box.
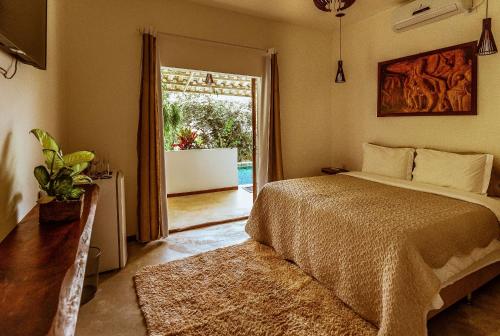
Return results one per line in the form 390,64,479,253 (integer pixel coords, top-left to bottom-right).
245,171,500,336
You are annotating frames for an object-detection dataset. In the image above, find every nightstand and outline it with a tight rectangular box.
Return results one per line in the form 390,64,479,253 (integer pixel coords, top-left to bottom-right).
321,167,348,175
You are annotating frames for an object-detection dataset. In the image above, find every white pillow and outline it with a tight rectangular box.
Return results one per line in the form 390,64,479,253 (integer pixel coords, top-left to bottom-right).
412,149,493,194
361,143,415,180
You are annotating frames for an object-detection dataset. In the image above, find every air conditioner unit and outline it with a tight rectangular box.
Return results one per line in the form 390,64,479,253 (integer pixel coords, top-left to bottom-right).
392,0,473,32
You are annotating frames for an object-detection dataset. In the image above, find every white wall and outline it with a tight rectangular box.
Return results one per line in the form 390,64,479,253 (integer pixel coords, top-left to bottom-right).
331,3,500,171
0,0,64,242
165,148,238,194
60,0,334,235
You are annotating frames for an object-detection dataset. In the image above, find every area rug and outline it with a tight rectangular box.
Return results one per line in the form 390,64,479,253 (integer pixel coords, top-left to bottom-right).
134,241,377,336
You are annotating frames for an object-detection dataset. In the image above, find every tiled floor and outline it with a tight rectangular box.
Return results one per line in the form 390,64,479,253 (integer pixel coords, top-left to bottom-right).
167,187,253,231
76,221,500,336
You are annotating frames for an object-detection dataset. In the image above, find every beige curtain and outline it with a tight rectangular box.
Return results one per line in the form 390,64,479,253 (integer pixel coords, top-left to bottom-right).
137,32,167,242
267,53,284,182
257,51,283,192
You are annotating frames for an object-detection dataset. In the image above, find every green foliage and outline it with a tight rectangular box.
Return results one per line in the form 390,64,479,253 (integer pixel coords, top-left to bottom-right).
63,151,94,167
173,127,203,150
163,94,253,161
163,100,183,150
31,129,95,203
34,166,50,188
42,148,64,172
31,128,59,152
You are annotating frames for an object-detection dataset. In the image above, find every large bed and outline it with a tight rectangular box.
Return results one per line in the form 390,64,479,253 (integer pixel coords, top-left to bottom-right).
246,171,500,336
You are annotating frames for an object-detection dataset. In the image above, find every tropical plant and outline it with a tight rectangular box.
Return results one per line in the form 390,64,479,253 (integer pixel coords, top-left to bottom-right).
163,101,183,150
173,127,201,150
31,129,95,204
164,94,253,161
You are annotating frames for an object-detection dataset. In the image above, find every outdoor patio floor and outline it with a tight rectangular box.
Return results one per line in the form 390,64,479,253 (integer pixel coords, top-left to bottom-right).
167,187,253,231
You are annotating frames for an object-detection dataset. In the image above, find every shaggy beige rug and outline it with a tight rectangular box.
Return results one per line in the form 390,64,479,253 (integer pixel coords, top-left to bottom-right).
134,241,376,336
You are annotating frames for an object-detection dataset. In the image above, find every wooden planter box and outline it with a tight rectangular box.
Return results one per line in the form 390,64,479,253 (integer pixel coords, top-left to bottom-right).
39,195,85,224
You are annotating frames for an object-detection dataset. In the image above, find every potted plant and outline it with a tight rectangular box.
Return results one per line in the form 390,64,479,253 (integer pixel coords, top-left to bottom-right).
31,129,95,224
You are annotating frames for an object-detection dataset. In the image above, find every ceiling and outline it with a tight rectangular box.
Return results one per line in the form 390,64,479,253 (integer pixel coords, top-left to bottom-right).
187,0,408,31
162,68,253,98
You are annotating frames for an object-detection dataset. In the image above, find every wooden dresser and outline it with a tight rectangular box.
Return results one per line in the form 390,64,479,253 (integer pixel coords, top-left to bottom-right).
0,185,99,336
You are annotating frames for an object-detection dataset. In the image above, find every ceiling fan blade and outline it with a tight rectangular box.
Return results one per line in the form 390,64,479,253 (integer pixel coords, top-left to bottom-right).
313,0,331,12
338,0,356,11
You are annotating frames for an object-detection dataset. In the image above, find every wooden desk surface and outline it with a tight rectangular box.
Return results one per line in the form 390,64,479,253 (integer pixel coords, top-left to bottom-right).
0,185,99,336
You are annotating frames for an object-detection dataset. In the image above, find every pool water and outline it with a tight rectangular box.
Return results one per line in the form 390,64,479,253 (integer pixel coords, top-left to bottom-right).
238,166,253,185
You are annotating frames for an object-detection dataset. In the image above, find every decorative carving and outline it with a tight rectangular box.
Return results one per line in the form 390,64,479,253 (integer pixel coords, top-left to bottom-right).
378,42,477,117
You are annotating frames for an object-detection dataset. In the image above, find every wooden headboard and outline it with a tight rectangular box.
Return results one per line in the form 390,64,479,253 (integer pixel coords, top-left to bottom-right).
488,169,500,197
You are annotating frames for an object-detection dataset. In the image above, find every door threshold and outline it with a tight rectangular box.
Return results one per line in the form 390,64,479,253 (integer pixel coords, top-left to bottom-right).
168,216,249,234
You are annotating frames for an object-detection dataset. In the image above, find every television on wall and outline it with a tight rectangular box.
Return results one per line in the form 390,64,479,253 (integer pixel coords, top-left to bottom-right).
0,0,47,70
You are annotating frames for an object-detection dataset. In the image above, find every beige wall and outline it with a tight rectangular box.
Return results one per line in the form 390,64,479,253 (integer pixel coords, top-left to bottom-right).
0,0,63,241
5,1,498,240
4,0,498,240
331,3,500,171
60,0,334,235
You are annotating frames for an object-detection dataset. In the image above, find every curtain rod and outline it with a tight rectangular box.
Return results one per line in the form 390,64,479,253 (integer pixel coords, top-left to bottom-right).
140,29,269,53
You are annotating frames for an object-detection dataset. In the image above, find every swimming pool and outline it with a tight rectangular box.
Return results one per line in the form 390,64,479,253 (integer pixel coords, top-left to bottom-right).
238,166,253,185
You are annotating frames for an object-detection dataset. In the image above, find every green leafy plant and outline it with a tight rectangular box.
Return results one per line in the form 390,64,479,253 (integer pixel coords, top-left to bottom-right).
31,129,95,204
163,101,183,150
163,94,253,161
173,127,202,150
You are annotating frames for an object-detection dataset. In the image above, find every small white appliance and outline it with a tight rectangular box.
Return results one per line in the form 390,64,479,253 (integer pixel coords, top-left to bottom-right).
90,170,127,272
392,0,473,32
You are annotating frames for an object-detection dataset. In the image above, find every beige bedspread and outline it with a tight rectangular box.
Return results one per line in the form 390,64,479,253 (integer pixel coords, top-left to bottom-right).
245,175,500,335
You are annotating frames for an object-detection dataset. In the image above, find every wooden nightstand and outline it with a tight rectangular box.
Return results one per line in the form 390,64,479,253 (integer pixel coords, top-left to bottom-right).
321,167,348,175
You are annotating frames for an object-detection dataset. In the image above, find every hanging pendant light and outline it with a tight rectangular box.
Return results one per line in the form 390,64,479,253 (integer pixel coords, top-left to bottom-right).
336,60,346,83
335,12,346,83
204,73,215,86
477,0,498,56
313,0,356,12
204,73,218,94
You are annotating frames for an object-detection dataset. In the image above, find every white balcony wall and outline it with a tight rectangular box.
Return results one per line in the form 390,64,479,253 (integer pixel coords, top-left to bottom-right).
165,148,238,194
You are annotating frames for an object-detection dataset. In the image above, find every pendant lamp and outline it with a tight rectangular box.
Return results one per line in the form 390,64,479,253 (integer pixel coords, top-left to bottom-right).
313,0,356,12
477,0,498,56
204,73,215,86
335,12,346,83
